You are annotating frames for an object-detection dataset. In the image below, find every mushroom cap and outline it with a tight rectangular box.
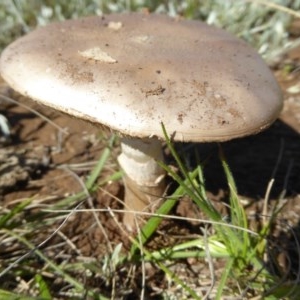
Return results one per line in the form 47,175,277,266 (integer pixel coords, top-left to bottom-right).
0,13,282,142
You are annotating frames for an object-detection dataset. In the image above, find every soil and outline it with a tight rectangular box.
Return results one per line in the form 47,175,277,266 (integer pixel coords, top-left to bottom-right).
1,23,300,299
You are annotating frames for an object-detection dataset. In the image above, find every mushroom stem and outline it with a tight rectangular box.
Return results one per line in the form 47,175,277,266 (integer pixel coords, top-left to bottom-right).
118,137,166,229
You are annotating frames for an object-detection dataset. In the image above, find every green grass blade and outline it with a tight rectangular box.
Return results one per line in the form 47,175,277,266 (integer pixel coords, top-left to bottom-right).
149,237,230,261
155,260,202,300
34,274,52,299
160,123,221,220
0,198,32,228
218,147,252,259
85,134,116,190
0,289,46,300
215,258,234,300
265,282,300,299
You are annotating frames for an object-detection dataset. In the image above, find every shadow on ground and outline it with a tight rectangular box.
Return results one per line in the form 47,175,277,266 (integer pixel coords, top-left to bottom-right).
179,119,300,200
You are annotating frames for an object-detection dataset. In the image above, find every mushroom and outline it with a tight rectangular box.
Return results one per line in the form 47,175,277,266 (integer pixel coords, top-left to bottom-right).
0,13,282,229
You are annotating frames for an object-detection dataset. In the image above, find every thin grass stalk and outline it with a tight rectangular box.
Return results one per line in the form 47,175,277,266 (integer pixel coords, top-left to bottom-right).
85,134,116,190
0,198,32,228
215,258,235,299
160,122,221,221
219,147,251,260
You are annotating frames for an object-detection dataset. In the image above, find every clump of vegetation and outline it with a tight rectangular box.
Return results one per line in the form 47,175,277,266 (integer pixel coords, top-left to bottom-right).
0,127,299,298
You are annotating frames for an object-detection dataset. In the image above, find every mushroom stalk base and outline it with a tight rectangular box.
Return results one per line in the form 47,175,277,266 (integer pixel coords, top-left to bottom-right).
118,137,166,229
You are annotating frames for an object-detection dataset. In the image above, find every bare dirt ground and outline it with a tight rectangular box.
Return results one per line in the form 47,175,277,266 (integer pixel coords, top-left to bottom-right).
1,22,300,299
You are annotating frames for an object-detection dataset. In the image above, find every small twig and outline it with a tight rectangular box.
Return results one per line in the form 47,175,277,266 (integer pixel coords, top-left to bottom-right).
281,159,294,199
56,230,82,256
262,179,274,228
201,225,215,299
270,139,284,179
135,218,146,300
46,208,260,237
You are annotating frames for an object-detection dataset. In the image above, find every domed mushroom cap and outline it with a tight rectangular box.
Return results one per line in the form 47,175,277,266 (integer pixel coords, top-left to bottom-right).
0,13,282,142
